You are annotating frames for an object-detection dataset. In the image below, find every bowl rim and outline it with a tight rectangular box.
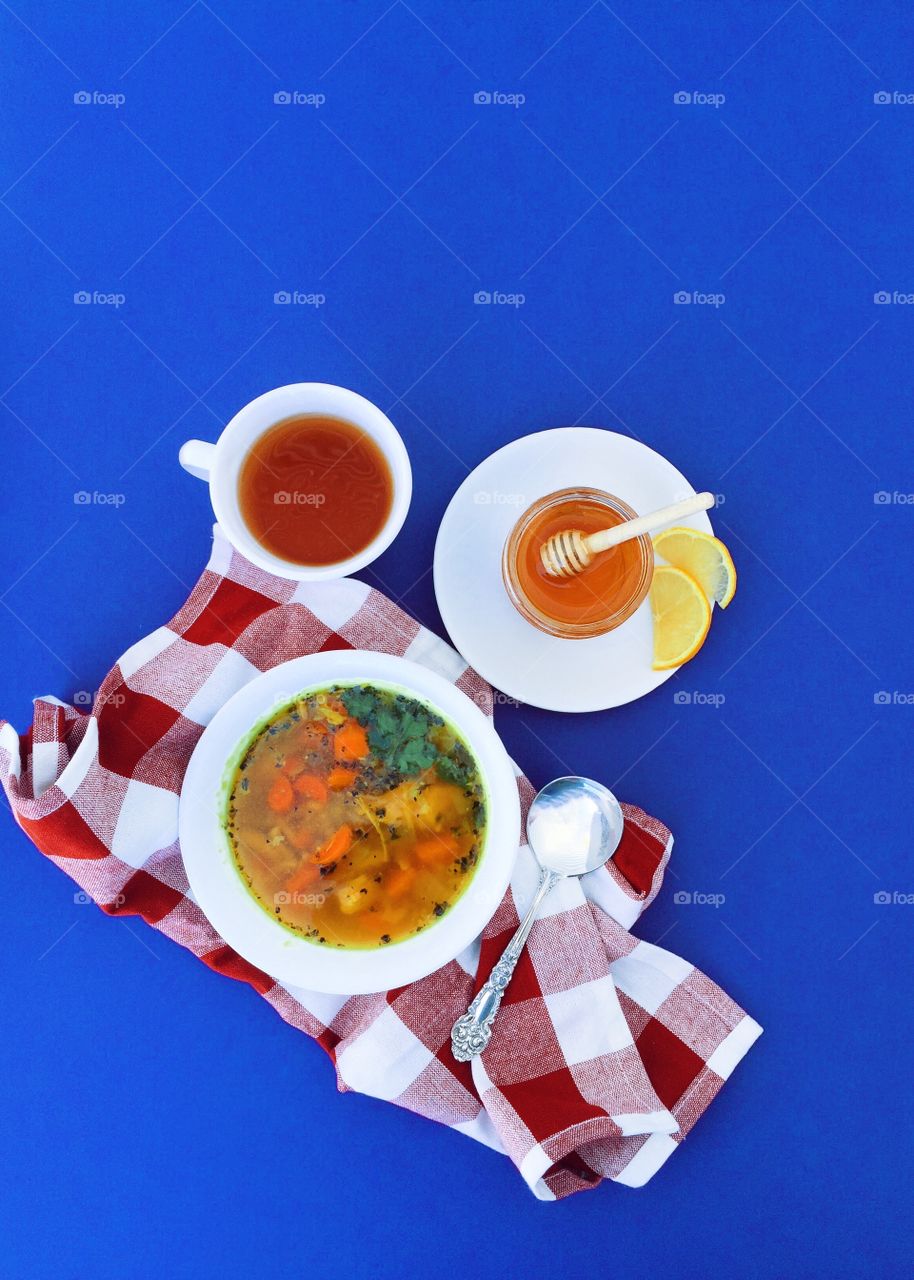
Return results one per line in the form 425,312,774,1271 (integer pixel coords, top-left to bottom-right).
178,651,520,994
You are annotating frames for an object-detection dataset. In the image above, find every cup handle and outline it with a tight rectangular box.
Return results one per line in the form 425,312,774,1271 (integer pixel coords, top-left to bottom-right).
178,439,216,481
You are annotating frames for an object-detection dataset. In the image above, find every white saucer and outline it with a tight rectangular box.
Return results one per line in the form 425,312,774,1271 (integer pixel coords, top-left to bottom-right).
433,428,714,713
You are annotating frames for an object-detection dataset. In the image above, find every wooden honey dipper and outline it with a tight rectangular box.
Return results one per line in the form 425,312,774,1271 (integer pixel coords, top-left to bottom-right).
539,492,716,579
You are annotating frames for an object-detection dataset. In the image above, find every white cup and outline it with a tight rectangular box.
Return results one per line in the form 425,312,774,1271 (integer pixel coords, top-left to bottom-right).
179,383,412,581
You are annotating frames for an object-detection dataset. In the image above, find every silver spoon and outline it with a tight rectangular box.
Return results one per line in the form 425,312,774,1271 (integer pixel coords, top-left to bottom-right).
451,776,625,1062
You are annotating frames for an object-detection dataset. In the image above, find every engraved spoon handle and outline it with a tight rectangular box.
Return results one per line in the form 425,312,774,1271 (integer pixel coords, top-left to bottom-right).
451,868,559,1062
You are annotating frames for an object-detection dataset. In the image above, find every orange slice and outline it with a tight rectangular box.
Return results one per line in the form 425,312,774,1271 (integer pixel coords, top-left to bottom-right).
650,565,712,669
653,526,737,608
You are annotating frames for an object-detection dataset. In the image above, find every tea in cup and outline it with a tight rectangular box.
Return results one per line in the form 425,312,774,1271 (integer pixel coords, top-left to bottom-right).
179,383,412,581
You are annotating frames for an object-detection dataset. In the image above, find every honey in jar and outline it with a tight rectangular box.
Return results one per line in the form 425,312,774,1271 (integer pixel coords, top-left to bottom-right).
502,488,654,639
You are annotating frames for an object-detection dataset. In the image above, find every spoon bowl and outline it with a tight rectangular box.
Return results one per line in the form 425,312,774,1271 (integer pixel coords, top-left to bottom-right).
526,775,625,877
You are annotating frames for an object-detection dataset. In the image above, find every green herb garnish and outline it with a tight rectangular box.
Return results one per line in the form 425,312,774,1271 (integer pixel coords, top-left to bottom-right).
435,742,474,787
338,684,440,779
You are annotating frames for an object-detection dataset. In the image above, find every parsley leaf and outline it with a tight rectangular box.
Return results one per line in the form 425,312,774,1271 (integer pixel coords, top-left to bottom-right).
339,684,441,779
436,742,473,787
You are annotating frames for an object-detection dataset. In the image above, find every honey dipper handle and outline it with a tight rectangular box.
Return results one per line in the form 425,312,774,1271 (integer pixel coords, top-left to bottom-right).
585,492,716,555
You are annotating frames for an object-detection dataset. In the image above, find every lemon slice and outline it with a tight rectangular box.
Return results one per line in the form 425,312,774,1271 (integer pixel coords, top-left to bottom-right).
653,526,737,608
650,565,712,669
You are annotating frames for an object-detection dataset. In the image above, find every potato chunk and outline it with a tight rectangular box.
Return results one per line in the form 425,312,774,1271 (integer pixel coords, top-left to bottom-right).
337,874,379,914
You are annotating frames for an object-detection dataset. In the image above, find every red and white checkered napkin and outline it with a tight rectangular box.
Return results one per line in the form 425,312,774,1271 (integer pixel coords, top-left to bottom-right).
0,527,761,1200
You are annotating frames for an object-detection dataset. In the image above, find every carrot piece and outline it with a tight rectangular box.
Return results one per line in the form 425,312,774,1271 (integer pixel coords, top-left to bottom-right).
386,866,416,899
293,773,328,804
282,753,305,777
287,858,321,894
414,834,459,866
333,719,370,762
267,774,294,813
312,823,354,866
327,766,358,790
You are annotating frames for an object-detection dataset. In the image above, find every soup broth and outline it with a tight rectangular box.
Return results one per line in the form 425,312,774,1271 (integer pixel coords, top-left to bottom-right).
226,684,487,949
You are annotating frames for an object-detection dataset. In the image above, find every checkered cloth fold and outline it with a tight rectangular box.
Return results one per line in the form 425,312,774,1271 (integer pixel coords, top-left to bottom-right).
0,527,761,1199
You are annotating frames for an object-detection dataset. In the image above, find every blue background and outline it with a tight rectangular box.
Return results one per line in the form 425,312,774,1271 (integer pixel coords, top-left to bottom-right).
2,3,911,1277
